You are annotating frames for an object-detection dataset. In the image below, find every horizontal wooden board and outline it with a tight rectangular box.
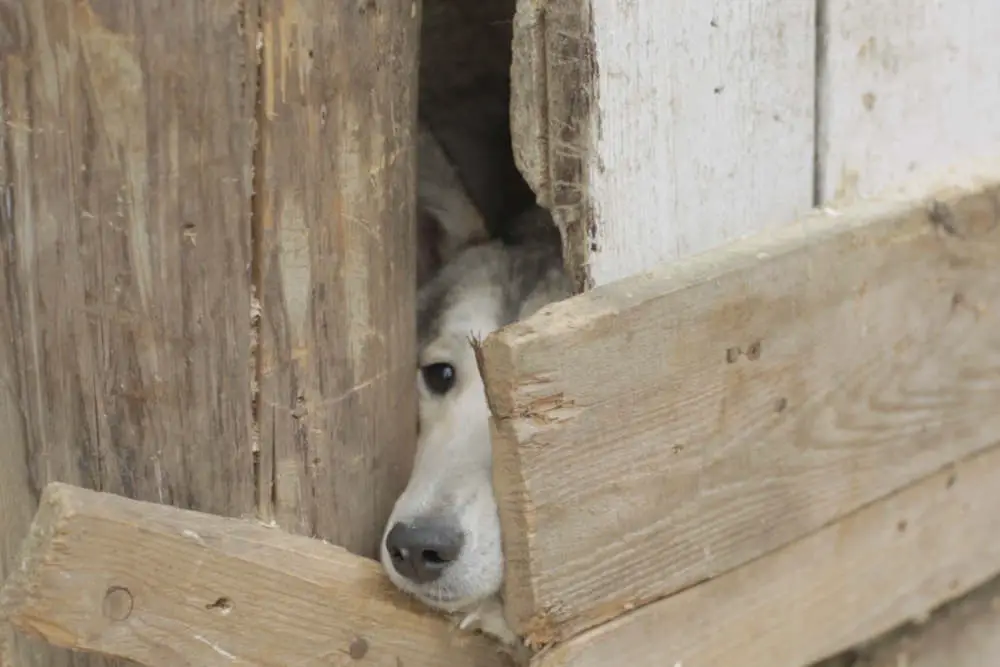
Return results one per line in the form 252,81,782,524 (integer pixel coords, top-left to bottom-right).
479,174,1000,644
0,483,514,667
816,574,1000,667
530,442,1000,667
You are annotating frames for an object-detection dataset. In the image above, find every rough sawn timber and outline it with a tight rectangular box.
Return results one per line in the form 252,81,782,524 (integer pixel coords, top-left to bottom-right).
479,174,1000,645
255,0,419,557
530,441,1000,667
0,483,514,667
0,2,258,666
816,572,1000,667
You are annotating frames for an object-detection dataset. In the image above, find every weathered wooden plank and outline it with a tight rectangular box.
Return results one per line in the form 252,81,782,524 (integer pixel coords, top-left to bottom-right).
817,0,1000,205
0,482,514,667
479,172,1000,644
816,574,1000,667
510,0,816,289
255,0,420,555
529,442,1000,667
0,2,258,665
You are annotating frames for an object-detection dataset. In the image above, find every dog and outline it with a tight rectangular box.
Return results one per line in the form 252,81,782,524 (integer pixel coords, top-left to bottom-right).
379,126,572,648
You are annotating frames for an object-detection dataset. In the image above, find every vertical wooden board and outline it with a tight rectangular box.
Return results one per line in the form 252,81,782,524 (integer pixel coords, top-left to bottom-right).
511,0,816,290
256,0,420,557
0,1,258,665
817,0,1000,204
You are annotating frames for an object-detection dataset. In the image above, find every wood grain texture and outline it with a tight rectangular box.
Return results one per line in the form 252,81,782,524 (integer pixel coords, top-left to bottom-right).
255,0,419,556
817,0,1000,205
529,443,1000,667
0,2,258,665
510,0,815,289
0,482,514,667
480,174,1000,644
815,574,1000,667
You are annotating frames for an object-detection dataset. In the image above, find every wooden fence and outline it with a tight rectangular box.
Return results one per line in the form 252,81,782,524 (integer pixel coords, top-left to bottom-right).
2,0,999,666
1,2,418,665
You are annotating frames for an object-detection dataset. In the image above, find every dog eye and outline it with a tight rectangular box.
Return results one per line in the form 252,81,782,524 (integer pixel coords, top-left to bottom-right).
421,362,456,395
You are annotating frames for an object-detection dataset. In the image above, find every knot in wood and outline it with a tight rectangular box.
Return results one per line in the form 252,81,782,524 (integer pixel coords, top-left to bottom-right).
102,586,134,621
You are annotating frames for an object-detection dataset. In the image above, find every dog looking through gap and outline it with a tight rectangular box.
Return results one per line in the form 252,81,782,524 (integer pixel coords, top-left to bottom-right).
379,125,572,649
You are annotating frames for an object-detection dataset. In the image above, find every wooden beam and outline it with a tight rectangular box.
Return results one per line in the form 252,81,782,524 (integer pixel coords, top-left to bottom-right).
0,3,258,666
0,483,514,667
530,442,1000,667
478,172,1000,644
255,0,419,556
815,574,1000,667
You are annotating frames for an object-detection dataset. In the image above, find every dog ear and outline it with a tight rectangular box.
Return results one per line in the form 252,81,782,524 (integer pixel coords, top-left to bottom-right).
416,124,489,286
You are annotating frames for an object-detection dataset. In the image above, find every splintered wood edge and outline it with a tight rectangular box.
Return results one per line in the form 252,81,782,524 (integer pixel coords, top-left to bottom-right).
0,482,516,667
509,0,598,293
531,442,1000,667
478,169,1000,645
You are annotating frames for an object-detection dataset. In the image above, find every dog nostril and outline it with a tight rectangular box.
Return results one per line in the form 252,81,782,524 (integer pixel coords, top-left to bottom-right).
422,549,446,564
384,520,464,584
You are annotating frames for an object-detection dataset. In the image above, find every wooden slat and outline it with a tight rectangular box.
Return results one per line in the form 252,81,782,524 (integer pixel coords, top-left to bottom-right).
0,2,258,665
255,0,420,555
0,482,514,667
530,443,1000,667
816,574,1000,667
510,0,816,289
816,0,1000,205
479,173,1000,644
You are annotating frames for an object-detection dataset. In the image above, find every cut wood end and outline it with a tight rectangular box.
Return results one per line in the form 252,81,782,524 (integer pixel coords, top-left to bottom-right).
478,331,521,419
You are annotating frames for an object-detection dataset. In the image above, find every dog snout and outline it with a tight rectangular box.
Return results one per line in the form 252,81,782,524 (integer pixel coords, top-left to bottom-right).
384,518,465,584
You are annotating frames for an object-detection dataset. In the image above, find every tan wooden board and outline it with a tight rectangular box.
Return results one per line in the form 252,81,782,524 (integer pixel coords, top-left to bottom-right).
479,174,1000,644
816,573,1000,667
254,0,420,556
0,2,259,665
531,442,1000,667
0,483,515,667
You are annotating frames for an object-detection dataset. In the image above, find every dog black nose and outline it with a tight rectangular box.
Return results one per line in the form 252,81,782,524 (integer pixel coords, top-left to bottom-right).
385,519,464,584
